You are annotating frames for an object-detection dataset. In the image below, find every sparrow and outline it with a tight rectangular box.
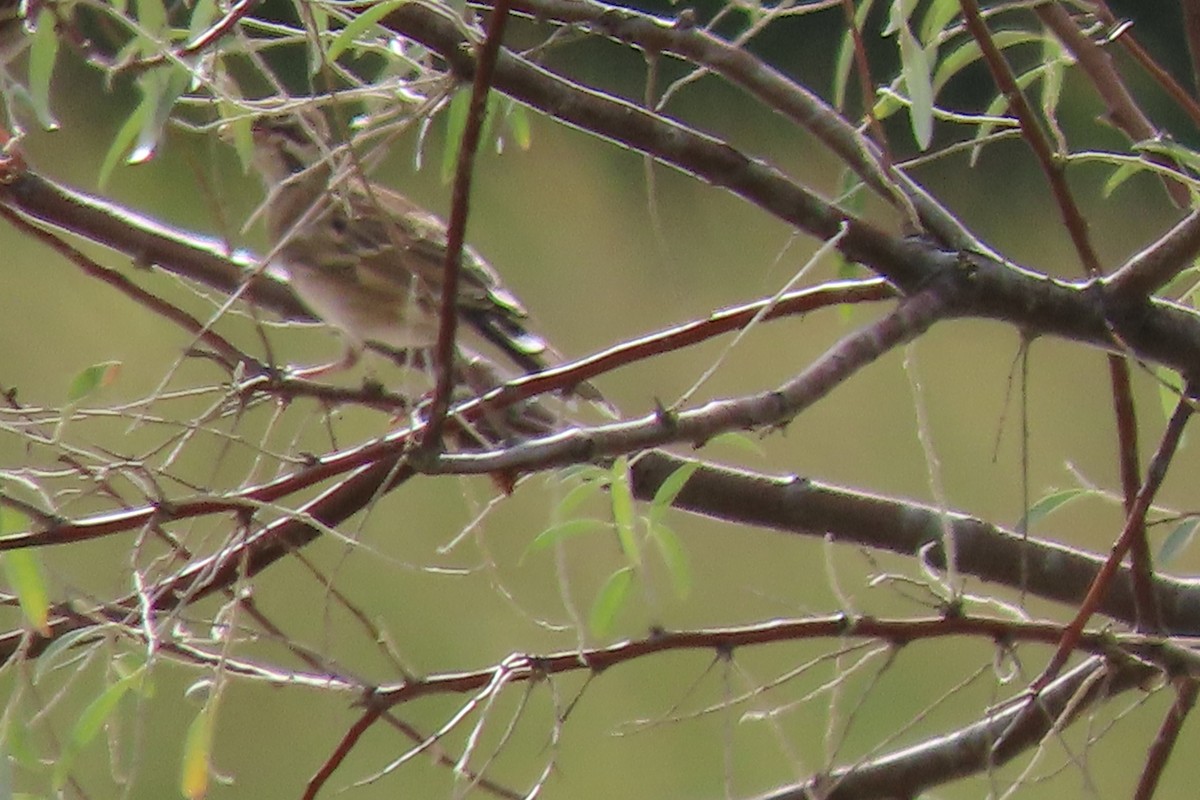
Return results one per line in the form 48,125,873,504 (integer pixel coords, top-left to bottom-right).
248,106,601,404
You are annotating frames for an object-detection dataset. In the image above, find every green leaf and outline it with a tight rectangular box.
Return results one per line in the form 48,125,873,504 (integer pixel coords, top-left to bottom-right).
0,508,49,635
1159,517,1200,567
705,431,766,458
28,9,60,129
970,67,1042,165
1019,488,1090,529
221,104,255,173
186,0,218,40
1155,365,1185,421
932,31,1039,96
554,478,603,520
34,625,105,683
919,0,959,45
99,102,150,188
53,668,145,789
129,66,191,166
648,462,698,523
525,518,610,554
135,0,167,37
66,361,121,404
897,21,933,149
610,457,640,564
441,88,470,184
589,567,634,636
831,0,873,109
326,0,406,62
180,704,216,800
2,548,50,636
2,708,41,772
1102,161,1141,198
505,102,532,151
649,522,690,599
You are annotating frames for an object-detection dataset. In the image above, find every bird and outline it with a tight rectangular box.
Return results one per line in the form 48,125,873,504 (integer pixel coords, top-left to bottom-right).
248,106,602,405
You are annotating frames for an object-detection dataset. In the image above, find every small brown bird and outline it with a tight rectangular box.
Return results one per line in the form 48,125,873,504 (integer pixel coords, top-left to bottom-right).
249,107,601,406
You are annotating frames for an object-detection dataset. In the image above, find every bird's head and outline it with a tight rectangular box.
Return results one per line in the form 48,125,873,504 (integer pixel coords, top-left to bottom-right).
249,107,333,187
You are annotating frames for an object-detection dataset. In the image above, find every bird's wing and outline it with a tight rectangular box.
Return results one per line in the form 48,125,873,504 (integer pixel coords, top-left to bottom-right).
342,188,531,320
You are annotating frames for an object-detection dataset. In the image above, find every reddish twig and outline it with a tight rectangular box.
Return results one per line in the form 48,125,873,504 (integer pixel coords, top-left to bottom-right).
1034,4,1191,209
1032,388,1193,693
424,0,515,449
1134,678,1200,800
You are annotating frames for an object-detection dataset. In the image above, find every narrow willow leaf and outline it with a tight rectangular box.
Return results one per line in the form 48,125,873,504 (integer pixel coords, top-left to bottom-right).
505,102,532,151
440,88,470,184
932,31,1040,96
589,567,633,636
53,668,145,789
2,549,49,635
180,704,216,800
4,711,40,771
919,0,959,45
897,22,933,149
28,9,59,129
66,361,121,404
525,518,610,554
1137,139,1200,175
130,67,190,166
832,29,854,111
554,479,603,520
1159,517,1200,567
610,457,640,564
831,0,873,109
99,102,151,187
649,522,690,599
1101,161,1140,198
0,739,11,798
0,508,49,635
648,462,699,523
186,0,218,40
135,0,168,37
220,104,255,172
34,625,105,683
970,67,1042,165
705,431,766,457
1019,488,1090,529
1154,365,1184,421
326,0,405,62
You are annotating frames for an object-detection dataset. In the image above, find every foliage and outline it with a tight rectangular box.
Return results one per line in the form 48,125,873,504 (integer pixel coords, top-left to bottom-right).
0,1,1199,799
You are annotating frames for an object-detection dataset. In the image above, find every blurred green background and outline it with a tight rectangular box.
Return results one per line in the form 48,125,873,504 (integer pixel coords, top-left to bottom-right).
3,6,1200,798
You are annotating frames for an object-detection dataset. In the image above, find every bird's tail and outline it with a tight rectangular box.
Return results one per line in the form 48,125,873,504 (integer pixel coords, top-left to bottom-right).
462,309,612,413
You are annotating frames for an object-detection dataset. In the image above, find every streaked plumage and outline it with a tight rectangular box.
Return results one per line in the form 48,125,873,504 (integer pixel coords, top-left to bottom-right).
249,108,554,377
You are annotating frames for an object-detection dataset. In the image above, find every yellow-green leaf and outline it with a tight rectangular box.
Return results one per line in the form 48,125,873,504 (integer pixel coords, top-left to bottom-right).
897,22,933,149
180,704,216,800
66,361,121,404
525,518,610,554
2,548,49,635
441,88,470,184
505,102,532,151
589,567,633,637
1019,488,1090,530
610,457,639,564
0,508,49,635
100,102,150,187
53,668,145,789
649,522,690,599
648,461,698,524
28,9,59,129
326,0,406,62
